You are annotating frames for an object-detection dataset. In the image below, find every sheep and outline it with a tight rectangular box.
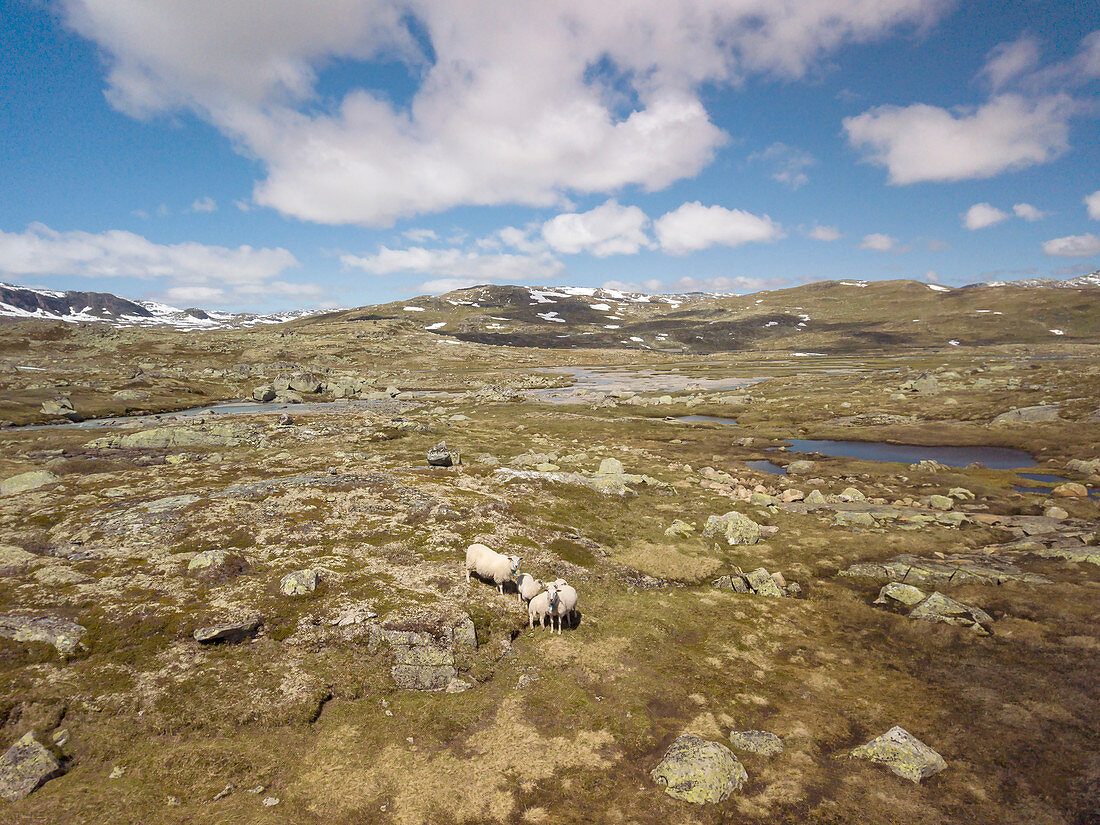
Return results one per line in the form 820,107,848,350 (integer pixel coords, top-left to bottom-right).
550,578,579,634
515,572,543,604
528,581,559,630
465,543,522,595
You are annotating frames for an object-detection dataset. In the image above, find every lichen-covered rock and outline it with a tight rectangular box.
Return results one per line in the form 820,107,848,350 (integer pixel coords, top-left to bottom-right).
948,487,975,500
193,617,262,644
873,582,926,608
728,730,783,756
909,592,993,634
1044,506,1069,520
598,457,624,475
928,495,953,511
1,471,59,496
1052,482,1088,498
839,487,866,502
702,511,761,546
0,614,86,656
805,489,827,505
651,734,746,803
851,726,947,783
187,549,248,576
992,404,1060,425
252,385,276,402
0,733,62,801
280,569,319,596
664,519,696,538
744,568,784,597
88,423,263,450
0,545,37,576
712,575,750,593
427,441,460,467
786,460,815,475
834,511,876,528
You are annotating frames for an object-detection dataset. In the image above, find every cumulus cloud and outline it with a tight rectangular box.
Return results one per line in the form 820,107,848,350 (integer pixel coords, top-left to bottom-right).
654,202,782,255
190,196,217,212
859,233,898,251
1042,233,1100,258
0,223,304,307
542,200,651,257
602,274,785,294
402,228,439,244
1012,203,1044,221
748,143,816,188
805,224,841,241
844,94,1074,184
62,0,949,226
1086,190,1100,220
963,202,1009,230
340,245,564,284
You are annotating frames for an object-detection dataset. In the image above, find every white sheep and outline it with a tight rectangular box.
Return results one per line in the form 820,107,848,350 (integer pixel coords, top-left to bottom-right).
464,543,522,595
528,581,559,630
550,578,579,634
515,572,543,604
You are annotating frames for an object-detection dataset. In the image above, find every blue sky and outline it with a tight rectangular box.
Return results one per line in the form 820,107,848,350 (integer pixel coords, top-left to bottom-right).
1,1,1098,311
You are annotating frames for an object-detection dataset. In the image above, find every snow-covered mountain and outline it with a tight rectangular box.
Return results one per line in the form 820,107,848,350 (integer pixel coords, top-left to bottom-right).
0,282,323,329
977,271,1100,289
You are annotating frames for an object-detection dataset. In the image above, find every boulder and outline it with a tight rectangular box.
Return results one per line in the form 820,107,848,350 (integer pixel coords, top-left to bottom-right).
1052,482,1089,498
1044,506,1069,520
805,489,827,505
873,582,926,608
1066,459,1100,477
187,549,248,576
712,575,750,593
41,397,79,420
0,614,86,656
702,512,761,546
909,592,993,634
947,487,974,500
0,546,37,576
1,471,59,496
928,495,954,511
834,511,876,528
288,373,322,394
786,460,815,475
745,568,784,597
0,732,62,801
598,457,624,475
850,726,947,784
728,730,783,756
193,617,262,644
664,519,696,538
650,734,747,804
839,487,866,502
992,405,1060,425
280,569,319,596
749,492,777,507
252,385,276,402
427,441,460,467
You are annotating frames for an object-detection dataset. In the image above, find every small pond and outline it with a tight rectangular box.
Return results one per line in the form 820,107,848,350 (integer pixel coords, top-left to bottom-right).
779,439,1035,470
674,415,740,426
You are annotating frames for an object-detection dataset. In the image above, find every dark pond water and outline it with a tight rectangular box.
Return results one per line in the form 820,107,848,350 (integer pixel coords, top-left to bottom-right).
1013,474,1099,499
674,415,740,426
745,459,786,475
782,439,1035,469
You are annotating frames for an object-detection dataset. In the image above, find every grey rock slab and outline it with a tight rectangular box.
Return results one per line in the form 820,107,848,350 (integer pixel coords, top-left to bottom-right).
427,441,460,467
702,511,761,546
1,471,59,496
193,617,262,644
280,569,319,596
909,592,993,634
873,582,926,608
0,614,86,656
745,568,784,597
0,733,62,801
728,730,783,756
850,726,947,783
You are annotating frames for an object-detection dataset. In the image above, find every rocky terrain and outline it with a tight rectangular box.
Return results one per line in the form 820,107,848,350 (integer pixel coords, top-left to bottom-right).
0,279,1098,824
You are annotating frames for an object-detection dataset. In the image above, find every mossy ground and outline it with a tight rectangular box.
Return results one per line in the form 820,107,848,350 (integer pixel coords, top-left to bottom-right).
0,328,1098,824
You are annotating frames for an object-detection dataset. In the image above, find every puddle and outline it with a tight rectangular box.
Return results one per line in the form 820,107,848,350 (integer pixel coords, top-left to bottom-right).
1013,473,1099,499
674,415,739,426
781,438,1035,470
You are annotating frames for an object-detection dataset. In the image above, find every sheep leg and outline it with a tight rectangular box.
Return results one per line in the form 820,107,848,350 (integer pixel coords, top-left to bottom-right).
465,567,470,583
498,582,504,595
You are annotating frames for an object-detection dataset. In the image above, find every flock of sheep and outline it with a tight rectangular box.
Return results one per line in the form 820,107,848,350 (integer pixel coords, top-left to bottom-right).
464,543,580,634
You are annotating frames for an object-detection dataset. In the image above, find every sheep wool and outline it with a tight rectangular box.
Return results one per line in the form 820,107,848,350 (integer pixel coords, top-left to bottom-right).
465,543,522,595
528,582,559,630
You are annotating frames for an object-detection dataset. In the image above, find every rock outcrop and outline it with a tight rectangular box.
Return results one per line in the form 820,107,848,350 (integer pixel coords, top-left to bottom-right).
650,734,747,804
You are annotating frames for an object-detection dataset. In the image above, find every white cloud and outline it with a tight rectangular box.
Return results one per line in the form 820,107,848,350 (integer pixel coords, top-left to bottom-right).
654,202,782,255
402,228,438,244
190,196,217,212
748,143,815,188
805,224,841,242
859,233,897,251
669,275,784,293
542,200,651,257
601,278,666,294
63,0,949,226
924,270,940,283
1086,190,1100,220
340,245,564,285
1012,203,1044,221
844,94,1074,184
0,223,302,307
233,199,253,212
963,202,1009,230
980,36,1041,91
1042,233,1100,258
